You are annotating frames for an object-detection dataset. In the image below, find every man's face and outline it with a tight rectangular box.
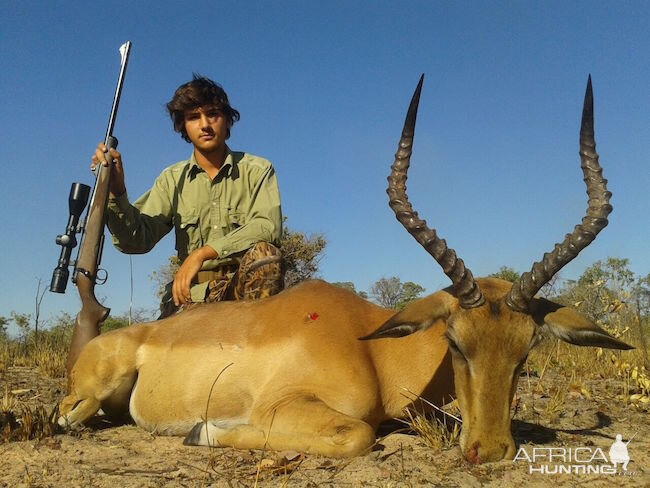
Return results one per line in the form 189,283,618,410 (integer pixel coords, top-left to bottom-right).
183,105,230,152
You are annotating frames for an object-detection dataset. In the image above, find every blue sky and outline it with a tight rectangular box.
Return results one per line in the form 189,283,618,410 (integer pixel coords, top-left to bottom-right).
1,1,648,334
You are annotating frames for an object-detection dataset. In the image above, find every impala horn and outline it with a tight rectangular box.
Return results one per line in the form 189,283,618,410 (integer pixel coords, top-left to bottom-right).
506,76,612,313
387,75,484,309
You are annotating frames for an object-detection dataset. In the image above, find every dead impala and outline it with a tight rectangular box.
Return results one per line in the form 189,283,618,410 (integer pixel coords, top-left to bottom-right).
59,76,632,463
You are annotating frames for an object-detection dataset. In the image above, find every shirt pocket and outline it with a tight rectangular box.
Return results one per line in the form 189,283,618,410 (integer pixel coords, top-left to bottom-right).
174,211,203,257
221,208,246,232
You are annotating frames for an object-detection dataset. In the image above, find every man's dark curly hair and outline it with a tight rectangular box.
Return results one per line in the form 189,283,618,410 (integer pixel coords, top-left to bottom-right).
166,74,240,142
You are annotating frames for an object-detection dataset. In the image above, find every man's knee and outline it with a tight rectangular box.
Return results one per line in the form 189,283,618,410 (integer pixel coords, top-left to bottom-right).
246,241,282,259
241,242,283,274
237,241,285,300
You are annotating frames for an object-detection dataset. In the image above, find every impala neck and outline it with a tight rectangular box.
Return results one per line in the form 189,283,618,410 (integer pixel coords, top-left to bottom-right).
366,320,455,419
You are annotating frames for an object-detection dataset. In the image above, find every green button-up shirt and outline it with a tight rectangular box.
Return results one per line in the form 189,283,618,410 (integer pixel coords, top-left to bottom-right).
106,147,282,300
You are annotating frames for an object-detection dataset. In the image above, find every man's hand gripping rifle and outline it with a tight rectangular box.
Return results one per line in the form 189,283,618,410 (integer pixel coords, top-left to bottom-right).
50,42,132,378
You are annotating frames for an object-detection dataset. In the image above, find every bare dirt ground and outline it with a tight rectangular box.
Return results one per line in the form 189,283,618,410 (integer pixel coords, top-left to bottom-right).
1,366,648,487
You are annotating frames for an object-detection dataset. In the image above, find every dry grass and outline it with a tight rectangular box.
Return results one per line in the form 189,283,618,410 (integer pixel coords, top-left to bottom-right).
402,406,461,451
1,383,59,443
31,342,67,378
0,342,11,374
541,382,568,421
1,332,68,379
396,390,462,452
1,330,67,444
526,335,649,408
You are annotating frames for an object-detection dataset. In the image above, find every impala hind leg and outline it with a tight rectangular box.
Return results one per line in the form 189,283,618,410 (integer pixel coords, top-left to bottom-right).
184,396,376,458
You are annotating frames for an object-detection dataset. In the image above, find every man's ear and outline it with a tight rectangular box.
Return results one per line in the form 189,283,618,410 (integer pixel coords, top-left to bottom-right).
359,291,456,340
531,298,633,350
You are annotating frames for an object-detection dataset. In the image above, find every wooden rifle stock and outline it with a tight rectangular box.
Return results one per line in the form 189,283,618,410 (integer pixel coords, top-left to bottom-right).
65,42,131,378
66,152,113,376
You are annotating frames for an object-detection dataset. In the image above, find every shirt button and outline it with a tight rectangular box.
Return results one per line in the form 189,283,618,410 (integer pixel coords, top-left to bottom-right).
213,225,218,230
211,202,216,206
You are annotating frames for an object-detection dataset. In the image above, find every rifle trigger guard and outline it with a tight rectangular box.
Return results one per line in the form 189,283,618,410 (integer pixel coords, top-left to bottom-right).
96,268,108,285
76,268,108,285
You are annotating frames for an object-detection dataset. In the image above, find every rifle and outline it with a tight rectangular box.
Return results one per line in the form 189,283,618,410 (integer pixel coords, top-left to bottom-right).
50,41,132,377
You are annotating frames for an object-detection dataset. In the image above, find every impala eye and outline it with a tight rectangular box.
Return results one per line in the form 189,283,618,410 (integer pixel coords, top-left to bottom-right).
445,334,467,361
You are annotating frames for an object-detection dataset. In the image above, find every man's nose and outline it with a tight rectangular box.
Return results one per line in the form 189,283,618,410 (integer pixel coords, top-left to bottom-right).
199,113,210,129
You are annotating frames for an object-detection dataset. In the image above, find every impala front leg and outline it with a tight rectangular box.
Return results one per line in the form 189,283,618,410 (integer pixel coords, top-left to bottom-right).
185,394,376,458
58,395,101,429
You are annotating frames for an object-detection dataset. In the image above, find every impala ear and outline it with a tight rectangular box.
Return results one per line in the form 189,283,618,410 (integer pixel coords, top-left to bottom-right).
359,291,456,340
531,298,634,350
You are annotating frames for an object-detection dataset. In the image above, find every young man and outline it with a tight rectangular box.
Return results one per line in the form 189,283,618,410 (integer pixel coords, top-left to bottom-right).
92,75,284,318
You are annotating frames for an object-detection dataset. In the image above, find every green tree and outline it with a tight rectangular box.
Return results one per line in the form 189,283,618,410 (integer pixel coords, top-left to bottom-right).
102,309,155,331
370,277,402,308
559,258,635,324
150,256,181,300
555,257,642,346
10,311,31,344
486,266,561,298
632,272,650,369
0,316,8,342
281,225,327,288
103,315,130,332
488,266,520,283
332,281,356,292
370,277,426,309
633,272,650,317
332,282,368,299
48,311,75,345
396,281,426,310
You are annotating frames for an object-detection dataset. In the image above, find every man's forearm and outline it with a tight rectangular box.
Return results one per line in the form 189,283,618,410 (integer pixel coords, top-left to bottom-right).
194,245,219,261
206,211,281,259
173,245,219,306
106,193,171,254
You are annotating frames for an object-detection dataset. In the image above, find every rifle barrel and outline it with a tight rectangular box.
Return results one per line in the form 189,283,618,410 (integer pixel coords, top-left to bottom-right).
105,41,131,142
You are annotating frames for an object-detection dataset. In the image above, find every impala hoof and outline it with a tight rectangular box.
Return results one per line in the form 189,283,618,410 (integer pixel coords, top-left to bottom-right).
183,422,205,445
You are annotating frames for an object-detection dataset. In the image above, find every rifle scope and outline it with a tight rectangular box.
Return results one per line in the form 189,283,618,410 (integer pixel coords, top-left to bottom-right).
50,182,91,293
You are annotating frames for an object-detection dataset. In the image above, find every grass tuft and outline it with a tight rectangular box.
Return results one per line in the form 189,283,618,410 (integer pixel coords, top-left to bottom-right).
1,384,59,443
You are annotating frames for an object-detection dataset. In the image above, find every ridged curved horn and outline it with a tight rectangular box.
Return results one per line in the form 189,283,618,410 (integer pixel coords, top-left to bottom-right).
506,76,612,313
387,75,484,309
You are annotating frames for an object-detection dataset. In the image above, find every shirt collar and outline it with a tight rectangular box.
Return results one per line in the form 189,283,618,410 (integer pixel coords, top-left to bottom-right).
187,145,234,179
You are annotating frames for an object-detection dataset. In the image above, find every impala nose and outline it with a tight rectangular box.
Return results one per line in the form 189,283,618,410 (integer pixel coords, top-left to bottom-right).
465,440,514,464
465,441,483,464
